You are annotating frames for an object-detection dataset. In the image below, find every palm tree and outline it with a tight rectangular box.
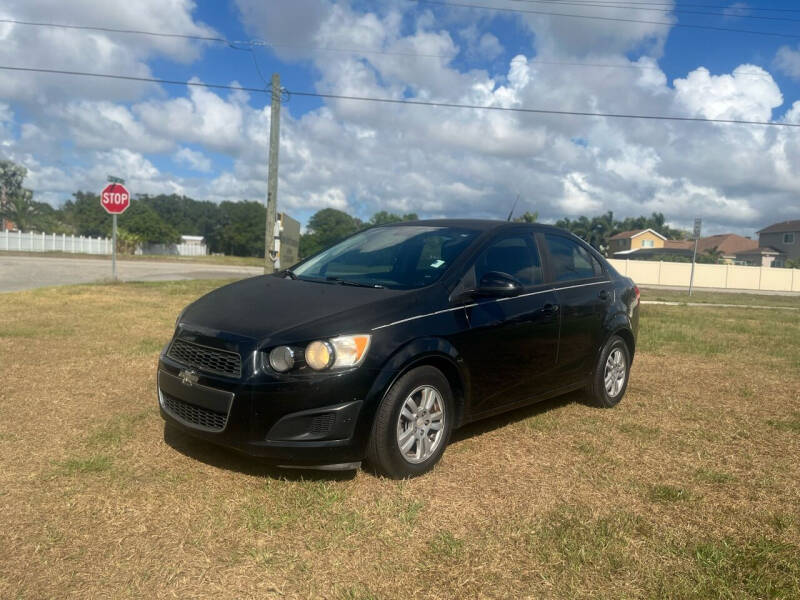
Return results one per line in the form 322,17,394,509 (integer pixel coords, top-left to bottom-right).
703,246,724,264
0,189,38,231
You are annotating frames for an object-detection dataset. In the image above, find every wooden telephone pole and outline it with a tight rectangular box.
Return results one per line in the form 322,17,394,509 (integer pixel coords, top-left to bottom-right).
264,73,281,274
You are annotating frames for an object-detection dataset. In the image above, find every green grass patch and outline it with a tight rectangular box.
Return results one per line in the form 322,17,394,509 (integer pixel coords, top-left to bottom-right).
337,584,380,600
618,422,660,440
694,468,736,485
767,413,800,434
55,454,113,475
648,484,692,503
661,537,800,599
86,411,150,448
427,530,464,559
530,507,651,573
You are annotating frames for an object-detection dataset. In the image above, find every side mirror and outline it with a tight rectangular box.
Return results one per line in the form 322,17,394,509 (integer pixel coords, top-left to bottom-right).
474,271,523,297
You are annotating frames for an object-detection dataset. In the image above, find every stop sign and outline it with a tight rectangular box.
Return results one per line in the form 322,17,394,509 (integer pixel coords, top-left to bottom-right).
101,183,130,214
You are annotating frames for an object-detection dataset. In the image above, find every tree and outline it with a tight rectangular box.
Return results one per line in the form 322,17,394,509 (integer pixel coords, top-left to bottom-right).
299,209,363,258
369,211,419,226
207,200,266,257
513,211,538,224
61,191,111,237
119,200,180,244
0,160,31,230
785,258,800,269
703,246,724,264
0,188,39,231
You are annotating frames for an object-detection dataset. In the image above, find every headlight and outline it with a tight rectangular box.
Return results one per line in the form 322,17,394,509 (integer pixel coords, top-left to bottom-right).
175,307,187,328
305,340,335,370
268,346,295,372
305,335,371,371
330,334,371,368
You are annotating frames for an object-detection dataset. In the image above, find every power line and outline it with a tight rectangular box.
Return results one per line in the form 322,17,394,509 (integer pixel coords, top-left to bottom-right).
0,15,782,81
288,89,800,127
505,0,800,22
0,18,455,60
2,64,797,128
515,0,800,12
413,0,800,40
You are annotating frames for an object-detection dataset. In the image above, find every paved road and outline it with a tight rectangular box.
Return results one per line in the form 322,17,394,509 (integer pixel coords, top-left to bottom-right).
0,255,263,293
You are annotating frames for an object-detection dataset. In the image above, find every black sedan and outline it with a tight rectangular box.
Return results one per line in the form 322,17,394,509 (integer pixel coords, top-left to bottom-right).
158,220,639,478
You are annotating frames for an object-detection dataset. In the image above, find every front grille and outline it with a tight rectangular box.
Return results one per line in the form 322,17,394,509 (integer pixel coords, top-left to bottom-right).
162,393,228,431
167,338,242,378
310,413,336,435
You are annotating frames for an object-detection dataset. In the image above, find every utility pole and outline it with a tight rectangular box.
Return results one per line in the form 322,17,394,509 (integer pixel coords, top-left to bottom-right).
688,217,701,297
264,72,281,274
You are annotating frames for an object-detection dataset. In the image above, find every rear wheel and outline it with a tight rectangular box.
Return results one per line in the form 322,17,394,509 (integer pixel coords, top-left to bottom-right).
367,366,454,478
589,335,631,408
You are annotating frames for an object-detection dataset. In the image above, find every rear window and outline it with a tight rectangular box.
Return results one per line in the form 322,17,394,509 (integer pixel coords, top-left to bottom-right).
545,234,603,282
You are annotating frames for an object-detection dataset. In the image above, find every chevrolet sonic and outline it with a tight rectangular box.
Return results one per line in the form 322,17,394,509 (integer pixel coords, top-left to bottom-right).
158,220,639,478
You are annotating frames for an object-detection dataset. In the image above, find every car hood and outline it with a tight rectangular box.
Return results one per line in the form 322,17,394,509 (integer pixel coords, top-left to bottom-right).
180,275,423,345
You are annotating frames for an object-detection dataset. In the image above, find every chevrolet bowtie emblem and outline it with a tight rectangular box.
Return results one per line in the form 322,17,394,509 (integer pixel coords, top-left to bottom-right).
179,369,199,387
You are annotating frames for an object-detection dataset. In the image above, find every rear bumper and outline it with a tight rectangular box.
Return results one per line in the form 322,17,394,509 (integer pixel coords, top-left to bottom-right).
157,353,381,465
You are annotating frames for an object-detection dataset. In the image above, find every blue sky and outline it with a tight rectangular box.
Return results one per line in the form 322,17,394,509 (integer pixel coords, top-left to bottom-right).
1,0,800,235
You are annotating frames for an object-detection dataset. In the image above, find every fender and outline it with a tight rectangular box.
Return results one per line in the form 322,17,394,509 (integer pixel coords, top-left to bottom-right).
360,336,472,428
602,309,636,362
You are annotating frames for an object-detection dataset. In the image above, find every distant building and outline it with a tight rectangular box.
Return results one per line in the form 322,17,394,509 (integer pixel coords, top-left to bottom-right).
757,220,799,265
608,229,667,254
694,233,758,264
138,235,208,257
734,247,783,268
609,229,783,266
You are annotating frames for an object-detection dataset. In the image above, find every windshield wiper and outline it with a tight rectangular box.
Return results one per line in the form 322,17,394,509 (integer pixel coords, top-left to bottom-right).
326,277,384,289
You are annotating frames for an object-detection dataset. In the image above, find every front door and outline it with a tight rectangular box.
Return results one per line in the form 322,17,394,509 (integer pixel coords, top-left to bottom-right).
541,232,611,380
451,231,560,417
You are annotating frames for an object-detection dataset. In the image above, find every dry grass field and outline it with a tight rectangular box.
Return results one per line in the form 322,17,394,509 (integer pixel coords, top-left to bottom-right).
1,281,799,599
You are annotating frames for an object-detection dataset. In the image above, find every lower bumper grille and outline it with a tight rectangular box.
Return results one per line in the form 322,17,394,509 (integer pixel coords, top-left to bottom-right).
161,392,228,432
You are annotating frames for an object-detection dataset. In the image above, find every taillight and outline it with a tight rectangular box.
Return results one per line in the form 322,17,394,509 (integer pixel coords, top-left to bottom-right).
634,285,640,301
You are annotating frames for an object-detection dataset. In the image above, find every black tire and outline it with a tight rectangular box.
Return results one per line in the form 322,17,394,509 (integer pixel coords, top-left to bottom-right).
588,335,631,408
366,365,454,479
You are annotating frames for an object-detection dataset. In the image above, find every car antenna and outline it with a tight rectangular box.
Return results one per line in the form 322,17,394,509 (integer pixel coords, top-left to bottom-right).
506,194,520,221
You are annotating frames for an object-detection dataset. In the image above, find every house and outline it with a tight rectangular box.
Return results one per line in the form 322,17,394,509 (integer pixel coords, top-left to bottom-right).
608,229,667,254
694,233,757,264
757,220,800,265
734,247,784,267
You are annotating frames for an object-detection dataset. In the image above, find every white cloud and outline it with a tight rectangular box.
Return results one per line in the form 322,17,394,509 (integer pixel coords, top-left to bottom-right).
774,45,800,81
174,147,212,172
674,65,783,122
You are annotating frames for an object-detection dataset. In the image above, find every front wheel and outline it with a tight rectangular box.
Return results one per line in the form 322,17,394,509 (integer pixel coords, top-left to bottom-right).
588,335,631,408
366,366,454,479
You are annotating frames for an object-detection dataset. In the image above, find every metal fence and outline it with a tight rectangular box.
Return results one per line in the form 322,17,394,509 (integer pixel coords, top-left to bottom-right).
0,230,111,255
609,259,800,293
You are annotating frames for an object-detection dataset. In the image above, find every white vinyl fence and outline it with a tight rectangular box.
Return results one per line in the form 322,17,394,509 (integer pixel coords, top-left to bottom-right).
138,242,208,257
1,230,111,255
609,259,800,293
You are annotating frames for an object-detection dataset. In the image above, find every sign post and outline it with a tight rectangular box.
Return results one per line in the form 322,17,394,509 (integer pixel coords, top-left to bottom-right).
101,178,130,281
689,217,702,297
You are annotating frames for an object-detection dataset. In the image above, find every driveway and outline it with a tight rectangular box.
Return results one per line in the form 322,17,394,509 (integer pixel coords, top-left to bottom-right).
0,255,263,293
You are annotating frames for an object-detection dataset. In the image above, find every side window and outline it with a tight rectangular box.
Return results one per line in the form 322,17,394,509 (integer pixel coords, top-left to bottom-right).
545,234,603,282
472,233,543,287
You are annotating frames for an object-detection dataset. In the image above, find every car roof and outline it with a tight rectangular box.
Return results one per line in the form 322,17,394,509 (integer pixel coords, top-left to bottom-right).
380,219,569,234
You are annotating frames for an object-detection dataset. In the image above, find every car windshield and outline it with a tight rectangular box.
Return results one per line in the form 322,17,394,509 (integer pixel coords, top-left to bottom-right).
292,225,480,290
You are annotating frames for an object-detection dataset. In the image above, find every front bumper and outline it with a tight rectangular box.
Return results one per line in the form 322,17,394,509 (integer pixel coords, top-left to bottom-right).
157,352,380,465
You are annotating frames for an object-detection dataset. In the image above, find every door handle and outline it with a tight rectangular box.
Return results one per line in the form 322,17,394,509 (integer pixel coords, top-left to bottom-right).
598,290,610,301
543,303,560,315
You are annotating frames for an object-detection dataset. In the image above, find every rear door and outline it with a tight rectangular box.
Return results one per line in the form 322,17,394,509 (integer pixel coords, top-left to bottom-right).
451,230,560,416
541,232,612,381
